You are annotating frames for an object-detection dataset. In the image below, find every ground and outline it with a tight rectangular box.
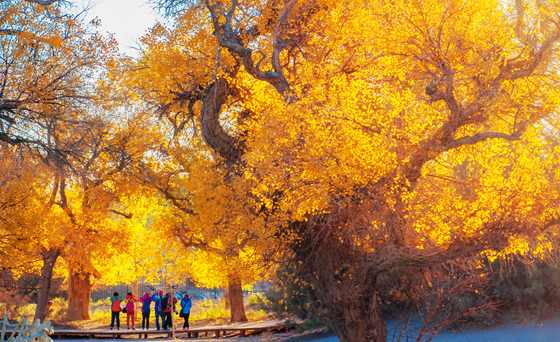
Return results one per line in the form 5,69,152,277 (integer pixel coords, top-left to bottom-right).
51,314,560,342
51,329,333,342
309,314,560,342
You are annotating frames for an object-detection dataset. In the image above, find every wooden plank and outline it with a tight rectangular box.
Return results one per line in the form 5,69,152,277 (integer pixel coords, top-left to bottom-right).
38,321,290,340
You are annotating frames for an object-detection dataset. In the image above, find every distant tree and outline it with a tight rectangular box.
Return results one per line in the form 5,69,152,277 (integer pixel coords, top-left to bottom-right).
0,145,46,278
117,11,274,321
0,0,129,322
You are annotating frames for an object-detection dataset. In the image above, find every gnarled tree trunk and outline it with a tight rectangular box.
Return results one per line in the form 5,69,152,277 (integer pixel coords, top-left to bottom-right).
292,215,391,342
34,248,60,323
329,292,387,342
227,274,247,322
66,270,93,320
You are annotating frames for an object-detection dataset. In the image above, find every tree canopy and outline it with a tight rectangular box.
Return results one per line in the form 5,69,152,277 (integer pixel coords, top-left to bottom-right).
2,0,560,341
135,0,560,340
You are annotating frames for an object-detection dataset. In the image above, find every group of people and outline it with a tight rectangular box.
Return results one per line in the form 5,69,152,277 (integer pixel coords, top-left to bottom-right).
109,290,192,331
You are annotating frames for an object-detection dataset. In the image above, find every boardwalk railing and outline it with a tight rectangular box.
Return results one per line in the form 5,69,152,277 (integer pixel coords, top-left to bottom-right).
1,316,53,342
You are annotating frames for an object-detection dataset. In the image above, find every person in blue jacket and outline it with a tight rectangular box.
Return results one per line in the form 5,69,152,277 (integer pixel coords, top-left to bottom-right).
179,293,193,330
151,290,165,330
139,292,152,329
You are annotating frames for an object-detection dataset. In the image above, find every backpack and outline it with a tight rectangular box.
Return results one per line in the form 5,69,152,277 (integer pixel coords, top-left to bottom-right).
126,298,135,311
156,296,163,312
142,298,151,313
161,296,169,311
112,298,120,312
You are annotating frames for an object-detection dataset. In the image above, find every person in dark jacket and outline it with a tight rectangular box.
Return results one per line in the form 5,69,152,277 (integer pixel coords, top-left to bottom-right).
151,290,165,330
109,292,123,330
179,293,193,330
139,292,153,329
162,292,177,330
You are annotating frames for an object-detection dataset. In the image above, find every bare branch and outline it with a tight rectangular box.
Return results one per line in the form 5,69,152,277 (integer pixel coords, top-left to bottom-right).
271,0,297,84
0,29,53,44
110,209,133,219
203,0,292,95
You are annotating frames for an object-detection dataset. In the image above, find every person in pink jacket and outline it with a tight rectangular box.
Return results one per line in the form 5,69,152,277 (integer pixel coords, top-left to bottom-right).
139,292,153,329
124,292,138,330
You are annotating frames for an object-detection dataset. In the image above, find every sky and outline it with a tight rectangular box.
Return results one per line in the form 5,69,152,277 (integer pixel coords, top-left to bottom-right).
76,0,162,56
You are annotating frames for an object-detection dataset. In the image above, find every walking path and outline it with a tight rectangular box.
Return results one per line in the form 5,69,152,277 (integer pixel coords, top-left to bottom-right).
47,319,288,339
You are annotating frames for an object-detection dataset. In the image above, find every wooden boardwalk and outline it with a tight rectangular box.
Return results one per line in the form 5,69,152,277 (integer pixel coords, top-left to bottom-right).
45,319,289,339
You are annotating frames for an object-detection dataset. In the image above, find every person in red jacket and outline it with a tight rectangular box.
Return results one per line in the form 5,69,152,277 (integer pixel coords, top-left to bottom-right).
124,292,138,330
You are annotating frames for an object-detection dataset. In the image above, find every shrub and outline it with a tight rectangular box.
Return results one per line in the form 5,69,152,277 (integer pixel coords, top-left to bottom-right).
377,260,499,331
0,290,34,321
191,300,227,321
49,297,68,321
262,265,328,329
247,294,267,307
486,254,560,320
91,309,111,322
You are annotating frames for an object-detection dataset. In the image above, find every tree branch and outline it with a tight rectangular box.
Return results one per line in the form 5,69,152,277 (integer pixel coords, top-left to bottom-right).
374,216,560,274
0,29,52,44
24,0,62,6
177,231,222,255
200,78,244,162
204,0,291,95
410,26,560,186
110,209,133,219
271,0,297,89
443,132,520,151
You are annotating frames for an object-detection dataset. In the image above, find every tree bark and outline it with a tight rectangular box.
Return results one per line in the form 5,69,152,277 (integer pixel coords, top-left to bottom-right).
34,248,60,323
227,274,248,322
200,79,244,163
329,292,387,342
66,270,93,320
291,215,392,342
224,287,230,310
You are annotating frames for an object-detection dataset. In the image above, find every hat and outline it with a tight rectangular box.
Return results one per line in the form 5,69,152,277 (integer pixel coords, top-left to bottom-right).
159,290,163,295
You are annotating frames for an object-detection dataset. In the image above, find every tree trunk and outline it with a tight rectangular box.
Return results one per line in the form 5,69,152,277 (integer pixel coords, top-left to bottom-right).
227,274,247,322
329,292,388,342
291,216,390,342
66,270,93,320
200,79,244,163
34,248,60,323
224,287,230,310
